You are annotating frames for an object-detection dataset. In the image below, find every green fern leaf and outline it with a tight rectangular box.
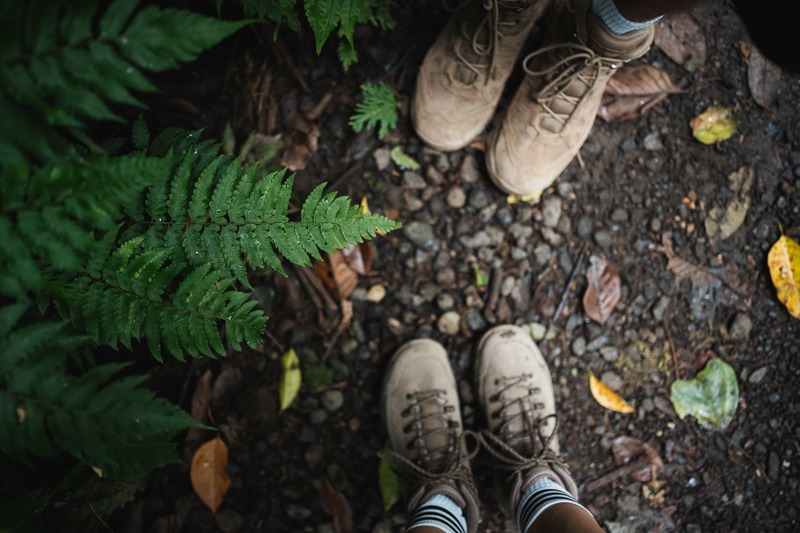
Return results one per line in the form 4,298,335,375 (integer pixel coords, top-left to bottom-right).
167,151,194,220
304,0,340,54
189,155,224,221
338,0,370,48
209,158,241,223
221,224,250,286
132,115,150,151
349,82,399,139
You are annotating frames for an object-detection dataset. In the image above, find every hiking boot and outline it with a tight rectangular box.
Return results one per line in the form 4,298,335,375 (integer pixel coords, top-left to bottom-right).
412,0,552,151
486,0,654,195
474,324,578,516
381,338,480,533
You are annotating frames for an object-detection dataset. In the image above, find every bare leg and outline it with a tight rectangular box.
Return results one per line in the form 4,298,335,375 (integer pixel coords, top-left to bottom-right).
526,502,605,533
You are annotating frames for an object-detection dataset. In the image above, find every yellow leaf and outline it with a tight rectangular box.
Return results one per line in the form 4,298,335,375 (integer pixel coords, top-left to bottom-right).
506,190,543,205
279,348,302,412
767,232,800,319
589,371,635,413
190,436,231,514
690,105,738,144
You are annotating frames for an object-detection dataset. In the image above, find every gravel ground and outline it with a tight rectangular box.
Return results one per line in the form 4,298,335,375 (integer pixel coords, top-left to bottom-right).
124,1,800,532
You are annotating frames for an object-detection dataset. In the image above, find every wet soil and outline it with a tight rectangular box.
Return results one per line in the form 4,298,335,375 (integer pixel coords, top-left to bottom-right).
120,1,800,532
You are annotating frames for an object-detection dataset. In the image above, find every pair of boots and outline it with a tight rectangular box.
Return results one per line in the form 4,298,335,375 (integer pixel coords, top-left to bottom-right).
381,325,579,533
411,0,654,196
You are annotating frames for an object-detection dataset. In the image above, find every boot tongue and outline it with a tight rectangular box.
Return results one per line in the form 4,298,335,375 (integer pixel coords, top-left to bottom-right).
412,394,455,472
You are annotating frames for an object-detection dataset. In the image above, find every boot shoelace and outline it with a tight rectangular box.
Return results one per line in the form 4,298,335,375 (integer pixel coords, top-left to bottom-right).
449,0,532,82
478,374,568,472
380,389,479,493
521,42,622,132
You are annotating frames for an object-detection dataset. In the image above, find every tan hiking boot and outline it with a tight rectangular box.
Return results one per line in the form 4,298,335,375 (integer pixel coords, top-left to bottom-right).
486,0,654,195
474,324,578,517
412,0,552,151
381,338,480,533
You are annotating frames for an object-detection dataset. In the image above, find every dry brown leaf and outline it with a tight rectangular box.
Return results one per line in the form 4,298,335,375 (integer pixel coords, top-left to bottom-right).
314,251,358,301
657,234,715,285
582,255,621,324
611,436,664,482
747,46,781,109
654,13,706,71
190,437,231,514
598,65,682,123
185,369,213,445
704,166,753,243
320,479,355,533
341,241,374,276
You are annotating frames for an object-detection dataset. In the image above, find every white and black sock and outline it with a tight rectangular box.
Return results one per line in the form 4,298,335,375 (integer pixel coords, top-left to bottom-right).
590,0,662,35
406,494,467,533
516,477,593,533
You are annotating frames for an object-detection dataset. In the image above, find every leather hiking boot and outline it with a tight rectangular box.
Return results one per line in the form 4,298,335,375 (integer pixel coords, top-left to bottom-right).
474,324,578,517
412,0,551,151
381,338,480,533
486,0,654,195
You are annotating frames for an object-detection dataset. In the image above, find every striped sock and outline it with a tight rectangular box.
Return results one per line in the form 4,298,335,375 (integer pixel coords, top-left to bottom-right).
406,494,467,533
590,0,662,34
516,477,593,533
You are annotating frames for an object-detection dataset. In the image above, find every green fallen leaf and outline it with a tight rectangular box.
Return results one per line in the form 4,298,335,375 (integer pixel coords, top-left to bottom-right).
390,146,420,170
472,265,490,287
690,105,738,145
670,358,739,430
304,361,334,393
279,348,302,413
378,441,399,512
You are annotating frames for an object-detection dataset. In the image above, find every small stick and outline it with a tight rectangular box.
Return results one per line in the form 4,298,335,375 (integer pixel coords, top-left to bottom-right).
584,457,651,493
664,312,682,382
485,266,503,315
545,242,588,338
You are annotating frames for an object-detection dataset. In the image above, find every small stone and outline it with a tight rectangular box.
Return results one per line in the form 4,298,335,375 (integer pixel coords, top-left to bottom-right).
729,313,753,340
403,221,436,250
373,148,390,170
599,346,619,362
748,366,768,384
610,207,629,223
460,154,480,183
366,284,386,303
215,508,244,533
446,187,467,208
437,293,455,310
643,132,664,150
402,170,427,189
541,197,562,228
571,337,587,356
600,371,624,392
593,229,613,248
321,390,344,412
437,311,461,335
286,504,312,520
304,442,326,469
468,188,490,209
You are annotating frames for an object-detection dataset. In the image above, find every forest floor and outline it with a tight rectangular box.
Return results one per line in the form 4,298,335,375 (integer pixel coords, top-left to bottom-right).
116,1,800,532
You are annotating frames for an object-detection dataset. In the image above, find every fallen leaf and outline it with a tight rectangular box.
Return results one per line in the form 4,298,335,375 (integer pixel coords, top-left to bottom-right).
690,106,738,145
611,436,664,482
378,441,400,512
186,369,213,444
279,348,302,413
314,251,358,301
583,255,621,324
704,166,754,243
319,479,355,533
767,231,800,319
657,234,715,285
653,13,706,71
670,358,739,430
341,241,374,276
747,46,781,109
190,437,231,514
589,371,635,413
389,145,419,170
507,190,542,204
598,64,682,123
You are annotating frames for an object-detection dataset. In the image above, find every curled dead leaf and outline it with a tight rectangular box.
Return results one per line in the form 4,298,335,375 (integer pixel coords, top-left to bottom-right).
320,479,355,533
599,64,682,123
611,436,664,482
190,437,231,514
767,231,800,319
747,46,781,109
589,371,635,414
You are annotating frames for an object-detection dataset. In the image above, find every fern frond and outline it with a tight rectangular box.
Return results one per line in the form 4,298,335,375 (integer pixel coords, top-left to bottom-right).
349,82,399,139
0,308,206,480
0,0,250,166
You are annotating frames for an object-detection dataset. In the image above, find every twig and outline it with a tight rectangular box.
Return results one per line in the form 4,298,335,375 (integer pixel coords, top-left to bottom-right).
269,37,311,93
664,312,682,383
264,328,286,354
584,457,651,493
293,265,326,325
545,242,588,338
722,432,772,483
484,266,503,315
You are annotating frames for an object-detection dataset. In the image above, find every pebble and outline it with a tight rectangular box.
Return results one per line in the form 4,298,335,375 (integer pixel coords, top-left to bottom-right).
541,197,562,228
610,207,629,223
464,308,486,331
572,337,587,356
447,187,467,208
643,132,664,150
366,284,386,303
601,371,624,391
599,346,619,362
436,266,456,285
541,227,563,246
310,409,328,425
437,311,461,335
748,366,768,384
729,313,753,339
437,293,455,310
402,170,427,189
468,188,490,209
460,154,480,183
593,229,613,248
372,148,390,170
403,221,436,250
286,504,312,520
321,390,344,412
